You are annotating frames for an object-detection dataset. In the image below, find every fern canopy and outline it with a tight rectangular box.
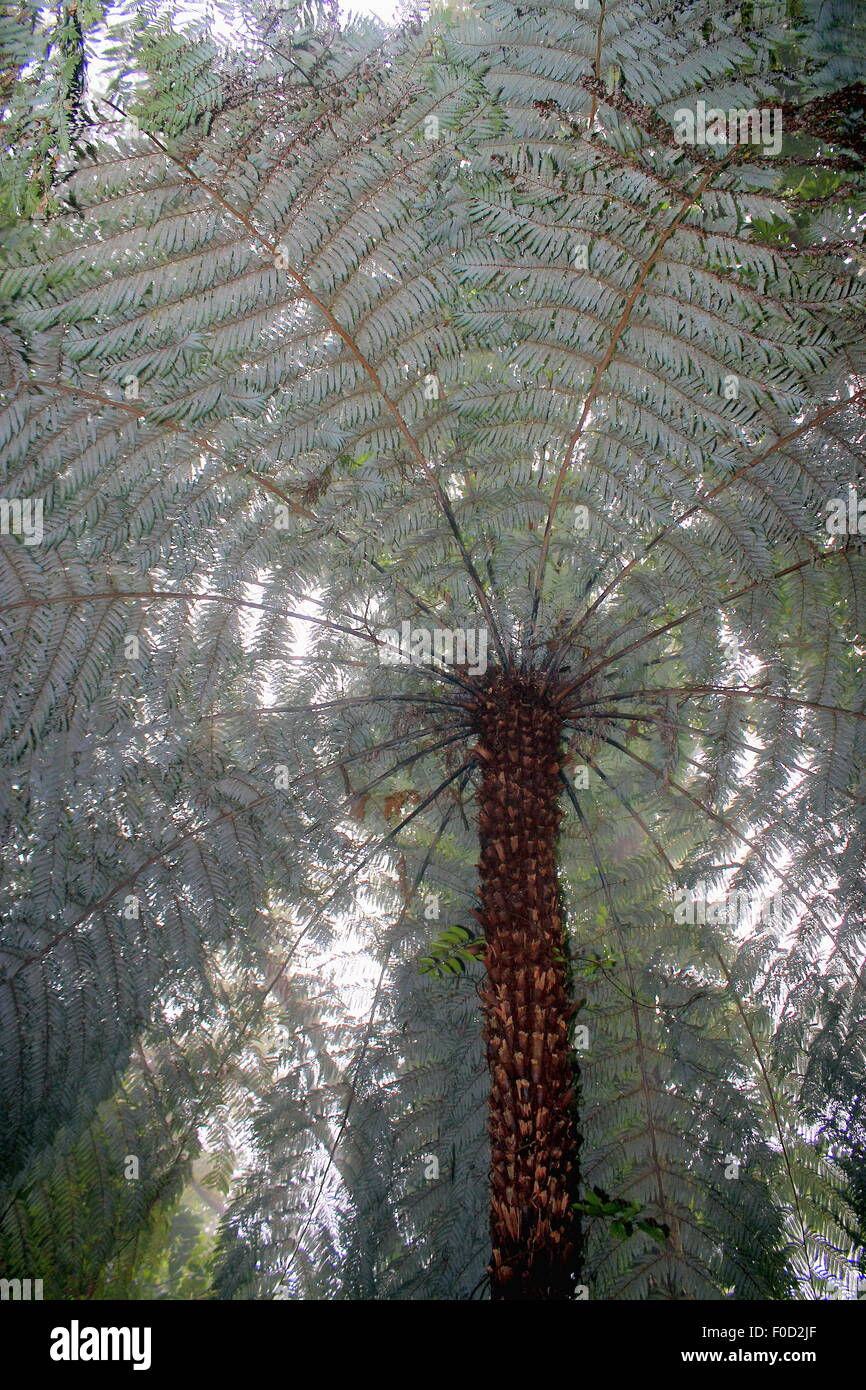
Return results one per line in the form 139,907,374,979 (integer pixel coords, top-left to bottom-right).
1,0,865,1300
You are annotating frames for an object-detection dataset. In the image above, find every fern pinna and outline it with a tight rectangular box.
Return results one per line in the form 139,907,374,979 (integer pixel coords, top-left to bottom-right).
1,0,865,1300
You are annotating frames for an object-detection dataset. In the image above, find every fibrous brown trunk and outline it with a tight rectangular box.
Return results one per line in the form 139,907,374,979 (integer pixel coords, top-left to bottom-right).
471,673,581,1300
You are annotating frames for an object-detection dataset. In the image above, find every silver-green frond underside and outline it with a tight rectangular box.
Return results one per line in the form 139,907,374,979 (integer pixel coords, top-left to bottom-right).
1,0,865,1299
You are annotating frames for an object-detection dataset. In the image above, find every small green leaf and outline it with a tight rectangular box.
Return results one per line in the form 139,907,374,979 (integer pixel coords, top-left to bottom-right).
637,1220,669,1244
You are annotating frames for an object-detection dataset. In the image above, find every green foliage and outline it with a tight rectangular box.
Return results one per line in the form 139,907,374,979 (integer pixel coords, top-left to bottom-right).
418,924,485,977
575,1186,670,1245
0,0,864,1301
574,947,619,977
0,0,110,223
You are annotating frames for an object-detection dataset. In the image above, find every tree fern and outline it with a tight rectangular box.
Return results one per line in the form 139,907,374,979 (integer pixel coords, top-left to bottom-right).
1,0,865,1299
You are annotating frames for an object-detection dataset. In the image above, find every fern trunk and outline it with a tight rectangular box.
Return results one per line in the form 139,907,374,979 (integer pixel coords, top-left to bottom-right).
472,674,581,1300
